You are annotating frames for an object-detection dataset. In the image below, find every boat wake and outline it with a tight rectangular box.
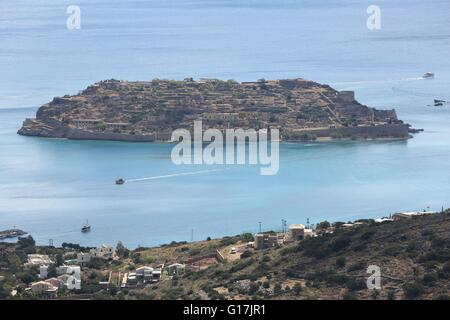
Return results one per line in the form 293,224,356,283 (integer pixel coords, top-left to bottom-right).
124,168,226,183
330,76,424,87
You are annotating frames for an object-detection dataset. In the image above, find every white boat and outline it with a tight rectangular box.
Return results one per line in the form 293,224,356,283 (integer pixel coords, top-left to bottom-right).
81,220,91,232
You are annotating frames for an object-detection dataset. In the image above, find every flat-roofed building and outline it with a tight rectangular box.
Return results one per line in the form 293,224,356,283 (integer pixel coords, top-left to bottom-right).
288,224,306,241
254,233,284,250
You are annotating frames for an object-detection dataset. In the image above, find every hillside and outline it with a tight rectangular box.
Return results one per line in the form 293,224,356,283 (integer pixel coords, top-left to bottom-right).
3,211,450,300
18,78,410,142
135,211,450,300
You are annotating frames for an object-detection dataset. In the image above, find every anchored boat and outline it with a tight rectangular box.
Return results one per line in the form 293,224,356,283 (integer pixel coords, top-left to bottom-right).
81,220,91,233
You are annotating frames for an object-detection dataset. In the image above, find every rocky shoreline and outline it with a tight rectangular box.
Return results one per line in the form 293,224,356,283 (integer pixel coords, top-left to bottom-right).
0,229,27,240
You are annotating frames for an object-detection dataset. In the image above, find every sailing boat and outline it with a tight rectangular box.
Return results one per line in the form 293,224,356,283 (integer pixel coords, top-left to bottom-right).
81,220,91,233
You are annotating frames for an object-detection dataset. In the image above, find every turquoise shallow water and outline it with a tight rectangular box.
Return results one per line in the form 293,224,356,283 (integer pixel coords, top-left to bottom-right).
1,0,450,247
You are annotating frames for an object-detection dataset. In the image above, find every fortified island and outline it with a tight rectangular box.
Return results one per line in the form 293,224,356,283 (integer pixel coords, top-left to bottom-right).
18,78,411,142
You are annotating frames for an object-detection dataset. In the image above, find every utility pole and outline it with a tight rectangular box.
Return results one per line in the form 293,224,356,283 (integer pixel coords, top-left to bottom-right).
190,229,194,242
49,239,54,247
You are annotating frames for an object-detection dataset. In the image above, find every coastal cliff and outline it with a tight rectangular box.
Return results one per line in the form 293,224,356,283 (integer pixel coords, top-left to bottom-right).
18,78,410,142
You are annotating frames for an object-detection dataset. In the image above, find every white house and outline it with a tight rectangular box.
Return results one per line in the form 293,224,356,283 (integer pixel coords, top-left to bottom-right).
136,266,154,277
58,274,81,290
56,265,81,290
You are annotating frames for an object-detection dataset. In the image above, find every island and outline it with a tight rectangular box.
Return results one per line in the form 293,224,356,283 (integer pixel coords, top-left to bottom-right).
18,78,411,142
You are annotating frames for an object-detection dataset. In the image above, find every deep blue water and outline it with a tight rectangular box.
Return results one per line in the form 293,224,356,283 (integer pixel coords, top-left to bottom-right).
1,0,450,248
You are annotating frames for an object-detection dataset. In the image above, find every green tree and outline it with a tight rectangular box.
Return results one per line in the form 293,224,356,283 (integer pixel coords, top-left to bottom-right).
116,241,130,259
317,221,331,230
0,283,12,299
55,253,64,267
7,253,22,273
17,235,36,254
17,271,37,284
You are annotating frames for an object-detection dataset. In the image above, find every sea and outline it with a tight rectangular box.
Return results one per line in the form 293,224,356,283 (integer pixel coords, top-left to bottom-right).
1,0,450,248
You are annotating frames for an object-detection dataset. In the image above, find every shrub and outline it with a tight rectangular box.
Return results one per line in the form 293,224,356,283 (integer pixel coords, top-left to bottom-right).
347,261,365,272
421,229,434,237
220,237,238,246
336,256,346,268
386,290,395,300
383,245,403,256
343,291,358,300
240,233,254,242
248,282,259,295
438,262,450,279
273,283,282,295
421,272,438,287
162,287,184,300
230,258,254,273
346,278,366,291
240,250,253,259
330,236,352,251
189,248,201,256
292,283,302,295
360,230,376,241
403,282,425,299
87,257,109,269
